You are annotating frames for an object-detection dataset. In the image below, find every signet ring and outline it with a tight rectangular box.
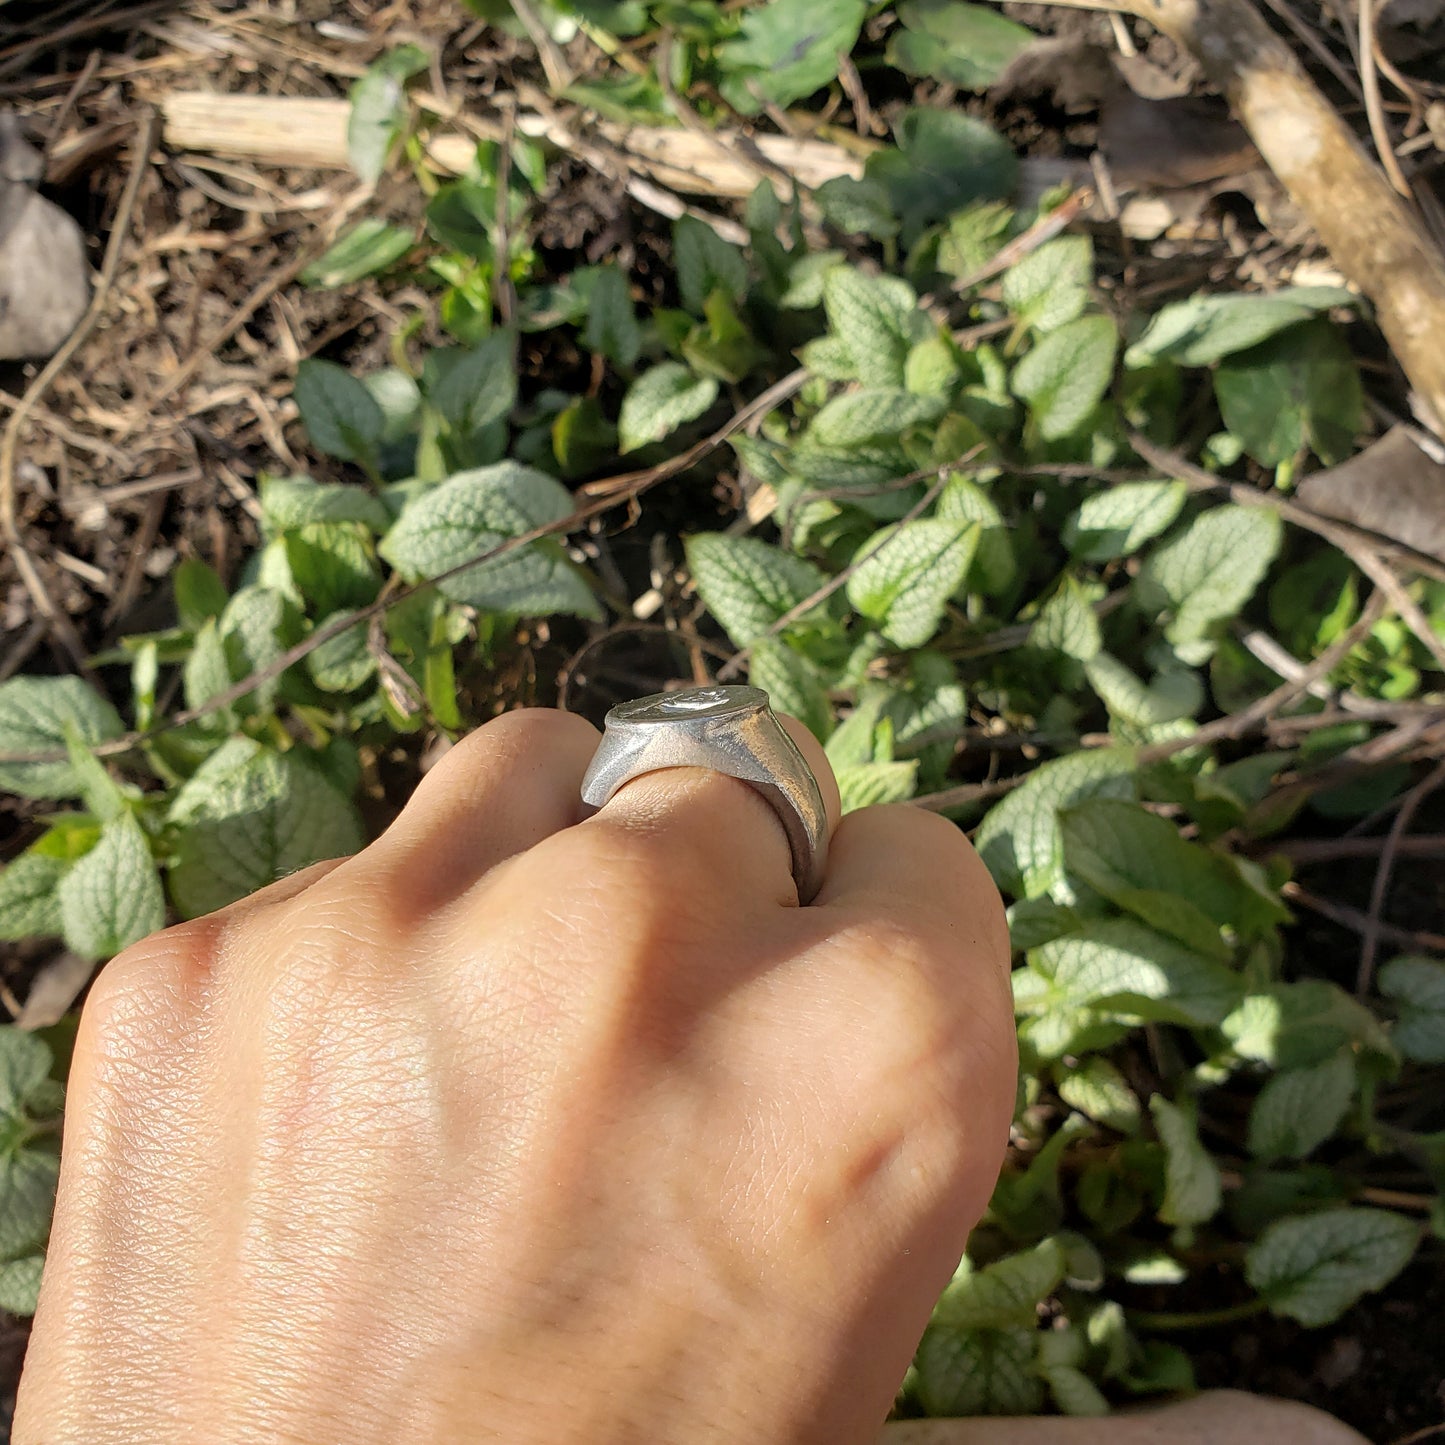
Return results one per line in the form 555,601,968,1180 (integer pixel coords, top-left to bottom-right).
579,684,830,904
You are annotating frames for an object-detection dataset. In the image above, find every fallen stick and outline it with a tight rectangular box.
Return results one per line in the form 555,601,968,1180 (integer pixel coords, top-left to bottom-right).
158,91,864,200
1102,0,1445,436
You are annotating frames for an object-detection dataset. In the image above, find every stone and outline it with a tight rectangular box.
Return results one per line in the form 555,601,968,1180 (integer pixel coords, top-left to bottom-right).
880,1391,1369,1445
0,114,90,361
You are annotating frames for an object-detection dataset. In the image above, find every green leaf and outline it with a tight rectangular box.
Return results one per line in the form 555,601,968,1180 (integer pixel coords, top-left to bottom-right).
1085,653,1204,731
822,268,926,387
306,615,377,695
260,475,391,534
0,1026,54,1117
56,813,165,961
1137,505,1283,650
173,558,229,629
582,264,642,368
0,677,124,800
835,759,919,811
672,216,749,316
682,291,764,384
1001,235,1093,333
1248,1050,1356,1161
1035,918,1243,1027
866,108,1018,242
1223,981,1395,1070
219,585,296,716
294,358,385,466
167,739,365,918
0,850,66,941
815,176,900,240
716,0,867,113
747,638,832,741
846,519,978,648
1063,481,1187,562
285,523,382,618
685,534,829,647
1215,320,1363,466
0,1148,58,1262
938,474,1015,594
933,1239,1065,1330
182,619,233,718
1124,287,1356,368
1379,956,1445,1063
0,1253,44,1316
617,363,718,453
914,1326,1044,1417
1045,1365,1110,1417
904,334,962,398
1056,1056,1140,1134
380,462,600,619
299,218,415,288
346,43,428,184
975,748,1137,900
428,331,518,439
805,388,946,447
1060,798,1256,934
1012,315,1118,440
1246,1208,1418,1326
886,0,1034,90
1150,1095,1223,1226
1029,575,1101,661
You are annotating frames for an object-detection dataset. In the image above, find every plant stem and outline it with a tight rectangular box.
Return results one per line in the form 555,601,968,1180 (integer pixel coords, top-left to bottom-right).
1125,1298,1269,1331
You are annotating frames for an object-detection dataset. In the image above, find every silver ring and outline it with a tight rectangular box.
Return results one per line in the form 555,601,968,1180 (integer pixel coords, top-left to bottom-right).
580,685,830,904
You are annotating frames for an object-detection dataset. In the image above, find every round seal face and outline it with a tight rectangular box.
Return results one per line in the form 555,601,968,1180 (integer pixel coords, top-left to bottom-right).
608,684,769,727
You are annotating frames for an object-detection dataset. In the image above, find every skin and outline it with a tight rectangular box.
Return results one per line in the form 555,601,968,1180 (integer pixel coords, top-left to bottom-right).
15,707,1015,1445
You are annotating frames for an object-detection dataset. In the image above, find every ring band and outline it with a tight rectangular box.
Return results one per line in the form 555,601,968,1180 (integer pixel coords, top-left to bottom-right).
580,685,830,904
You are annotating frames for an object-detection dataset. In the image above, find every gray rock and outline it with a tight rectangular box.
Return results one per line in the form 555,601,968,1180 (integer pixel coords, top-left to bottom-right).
0,114,90,361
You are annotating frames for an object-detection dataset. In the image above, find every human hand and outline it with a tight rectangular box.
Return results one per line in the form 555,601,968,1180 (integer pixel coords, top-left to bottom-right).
16,706,1015,1445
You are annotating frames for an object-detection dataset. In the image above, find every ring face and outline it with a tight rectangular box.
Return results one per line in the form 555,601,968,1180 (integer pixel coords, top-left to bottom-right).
580,684,829,904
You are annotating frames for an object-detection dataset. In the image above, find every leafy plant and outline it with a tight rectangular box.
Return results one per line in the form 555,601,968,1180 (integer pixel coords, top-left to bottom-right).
1,11,1441,1429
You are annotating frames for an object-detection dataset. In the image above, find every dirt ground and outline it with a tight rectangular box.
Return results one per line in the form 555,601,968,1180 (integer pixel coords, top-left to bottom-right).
2,0,1444,1439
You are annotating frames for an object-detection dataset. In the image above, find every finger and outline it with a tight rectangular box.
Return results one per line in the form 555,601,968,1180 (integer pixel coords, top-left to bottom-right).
357,708,601,913
814,804,1011,977
579,710,840,911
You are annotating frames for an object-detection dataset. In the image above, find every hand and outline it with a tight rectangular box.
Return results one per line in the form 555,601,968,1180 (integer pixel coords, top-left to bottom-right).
16,707,1015,1445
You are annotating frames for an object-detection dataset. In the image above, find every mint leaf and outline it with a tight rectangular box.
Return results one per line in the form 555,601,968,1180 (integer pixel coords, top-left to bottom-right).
1035,918,1243,1027
933,1239,1065,1330
1247,1050,1356,1161
0,1253,44,1316
1063,481,1187,562
1084,653,1203,730
1150,1095,1223,1226
299,218,415,288
939,474,1015,595
0,1148,58,1262
747,638,832,741
428,331,518,439
1379,956,1445,1064
1215,319,1363,466
294,358,385,466
846,518,978,648
167,739,364,919
975,748,1137,900
1246,1208,1417,1326
260,475,390,534
173,557,229,629
1029,575,1101,661
0,677,124,800
1137,504,1283,650
346,43,428,183
0,850,66,941
1012,315,1118,440
1057,1056,1140,1134
716,0,866,113
835,759,919,811
804,388,945,447
1124,287,1356,368
822,268,927,387
914,1326,1044,1416
0,1026,54,1116
886,0,1033,90
1002,235,1093,334
686,534,829,647
56,813,164,961
617,363,718,453
1223,981,1394,1070
672,216,749,316
379,462,600,619
582,264,641,368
